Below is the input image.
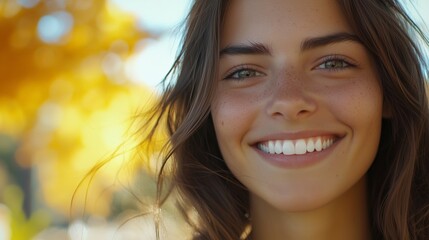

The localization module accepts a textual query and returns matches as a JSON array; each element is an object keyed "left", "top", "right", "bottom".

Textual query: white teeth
[
  {"left": 268, "top": 141, "right": 275, "bottom": 154},
  {"left": 306, "top": 138, "right": 315, "bottom": 152},
  {"left": 282, "top": 141, "right": 294, "bottom": 155},
  {"left": 258, "top": 137, "right": 335, "bottom": 155},
  {"left": 275, "top": 140, "right": 282, "bottom": 154},
  {"left": 295, "top": 140, "right": 306, "bottom": 155},
  {"left": 315, "top": 138, "right": 322, "bottom": 151}
]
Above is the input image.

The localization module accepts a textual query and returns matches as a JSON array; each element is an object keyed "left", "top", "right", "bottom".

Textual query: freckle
[{"left": 221, "top": 121, "right": 224, "bottom": 126}]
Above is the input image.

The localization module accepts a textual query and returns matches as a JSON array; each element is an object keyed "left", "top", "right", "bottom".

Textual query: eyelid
[
  {"left": 223, "top": 64, "right": 266, "bottom": 80},
  {"left": 313, "top": 54, "right": 358, "bottom": 70}
]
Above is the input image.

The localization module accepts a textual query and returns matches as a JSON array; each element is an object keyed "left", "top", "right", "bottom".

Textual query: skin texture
[{"left": 211, "top": 0, "right": 385, "bottom": 239}]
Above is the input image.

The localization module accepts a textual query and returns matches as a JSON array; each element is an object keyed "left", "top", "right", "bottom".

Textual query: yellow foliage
[{"left": 0, "top": 0, "right": 163, "bottom": 222}]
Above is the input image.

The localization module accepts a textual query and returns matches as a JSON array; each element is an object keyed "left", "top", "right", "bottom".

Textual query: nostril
[
  {"left": 266, "top": 97, "right": 317, "bottom": 120},
  {"left": 297, "top": 109, "right": 311, "bottom": 116}
]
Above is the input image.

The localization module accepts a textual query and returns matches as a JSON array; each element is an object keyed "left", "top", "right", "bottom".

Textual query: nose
[{"left": 266, "top": 73, "right": 317, "bottom": 120}]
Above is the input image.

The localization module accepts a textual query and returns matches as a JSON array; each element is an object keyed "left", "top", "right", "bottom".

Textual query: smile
[{"left": 257, "top": 136, "right": 336, "bottom": 155}]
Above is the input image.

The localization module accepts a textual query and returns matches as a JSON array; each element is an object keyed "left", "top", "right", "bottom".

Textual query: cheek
[
  {"left": 328, "top": 77, "right": 383, "bottom": 169},
  {"left": 212, "top": 91, "right": 257, "bottom": 133},
  {"left": 211, "top": 89, "right": 261, "bottom": 163},
  {"left": 327, "top": 77, "right": 383, "bottom": 126}
]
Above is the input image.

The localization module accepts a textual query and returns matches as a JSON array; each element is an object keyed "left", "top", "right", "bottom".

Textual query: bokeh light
[
  {"left": 18, "top": 0, "right": 39, "bottom": 9},
  {"left": 0, "top": 0, "right": 181, "bottom": 239},
  {"left": 37, "top": 11, "right": 74, "bottom": 43}
]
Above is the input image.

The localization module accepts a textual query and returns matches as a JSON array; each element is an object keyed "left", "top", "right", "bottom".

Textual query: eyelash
[
  {"left": 224, "top": 65, "right": 265, "bottom": 80},
  {"left": 315, "top": 55, "right": 356, "bottom": 71}
]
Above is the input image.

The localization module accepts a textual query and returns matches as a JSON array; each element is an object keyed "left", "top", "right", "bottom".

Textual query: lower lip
[{"left": 254, "top": 140, "right": 340, "bottom": 169}]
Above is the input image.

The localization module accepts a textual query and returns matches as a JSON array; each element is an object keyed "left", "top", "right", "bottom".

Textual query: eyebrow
[
  {"left": 300, "top": 32, "right": 361, "bottom": 51},
  {"left": 219, "top": 32, "right": 361, "bottom": 57},
  {"left": 219, "top": 42, "right": 272, "bottom": 57}
]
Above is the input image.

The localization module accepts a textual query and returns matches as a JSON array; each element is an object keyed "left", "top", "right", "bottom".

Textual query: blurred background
[
  {"left": 0, "top": 0, "right": 427, "bottom": 239},
  {"left": 0, "top": 0, "right": 190, "bottom": 239}
]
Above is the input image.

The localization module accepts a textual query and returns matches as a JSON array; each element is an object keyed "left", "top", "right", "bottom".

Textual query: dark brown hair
[
  {"left": 145, "top": 0, "right": 429, "bottom": 239},
  {"left": 339, "top": 1, "right": 429, "bottom": 239}
]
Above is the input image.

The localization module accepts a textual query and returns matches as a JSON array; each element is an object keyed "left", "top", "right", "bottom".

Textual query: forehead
[{"left": 221, "top": 0, "right": 353, "bottom": 46}]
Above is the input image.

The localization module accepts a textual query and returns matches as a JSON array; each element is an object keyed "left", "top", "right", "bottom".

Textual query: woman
[{"left": 146, "top": 0, "right": 429, "bottom": 239}]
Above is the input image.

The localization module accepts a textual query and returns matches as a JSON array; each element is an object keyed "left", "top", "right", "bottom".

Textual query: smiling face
[{"left": 211, "top": 0, "right": 384, "bottom": 212}]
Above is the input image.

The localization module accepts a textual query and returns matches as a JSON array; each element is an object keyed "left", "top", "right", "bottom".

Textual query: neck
[{"left": 250, "top": 178, "right": 371, "bottom": 240}]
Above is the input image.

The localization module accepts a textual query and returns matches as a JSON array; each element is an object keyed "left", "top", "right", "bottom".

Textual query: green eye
[
  {"left": 226, "top": 69, "right": 265, "bottom": 80},
  {"left": 316, "top": 55, "right": 356, "bottom": 71},
  {"left": 319, "top": 59, "right": 349, "bottom": 69}
]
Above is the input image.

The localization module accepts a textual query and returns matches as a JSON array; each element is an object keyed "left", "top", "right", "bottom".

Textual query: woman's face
[{"left": 211, "top": 0, "right": 384, "bottom": 211}]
